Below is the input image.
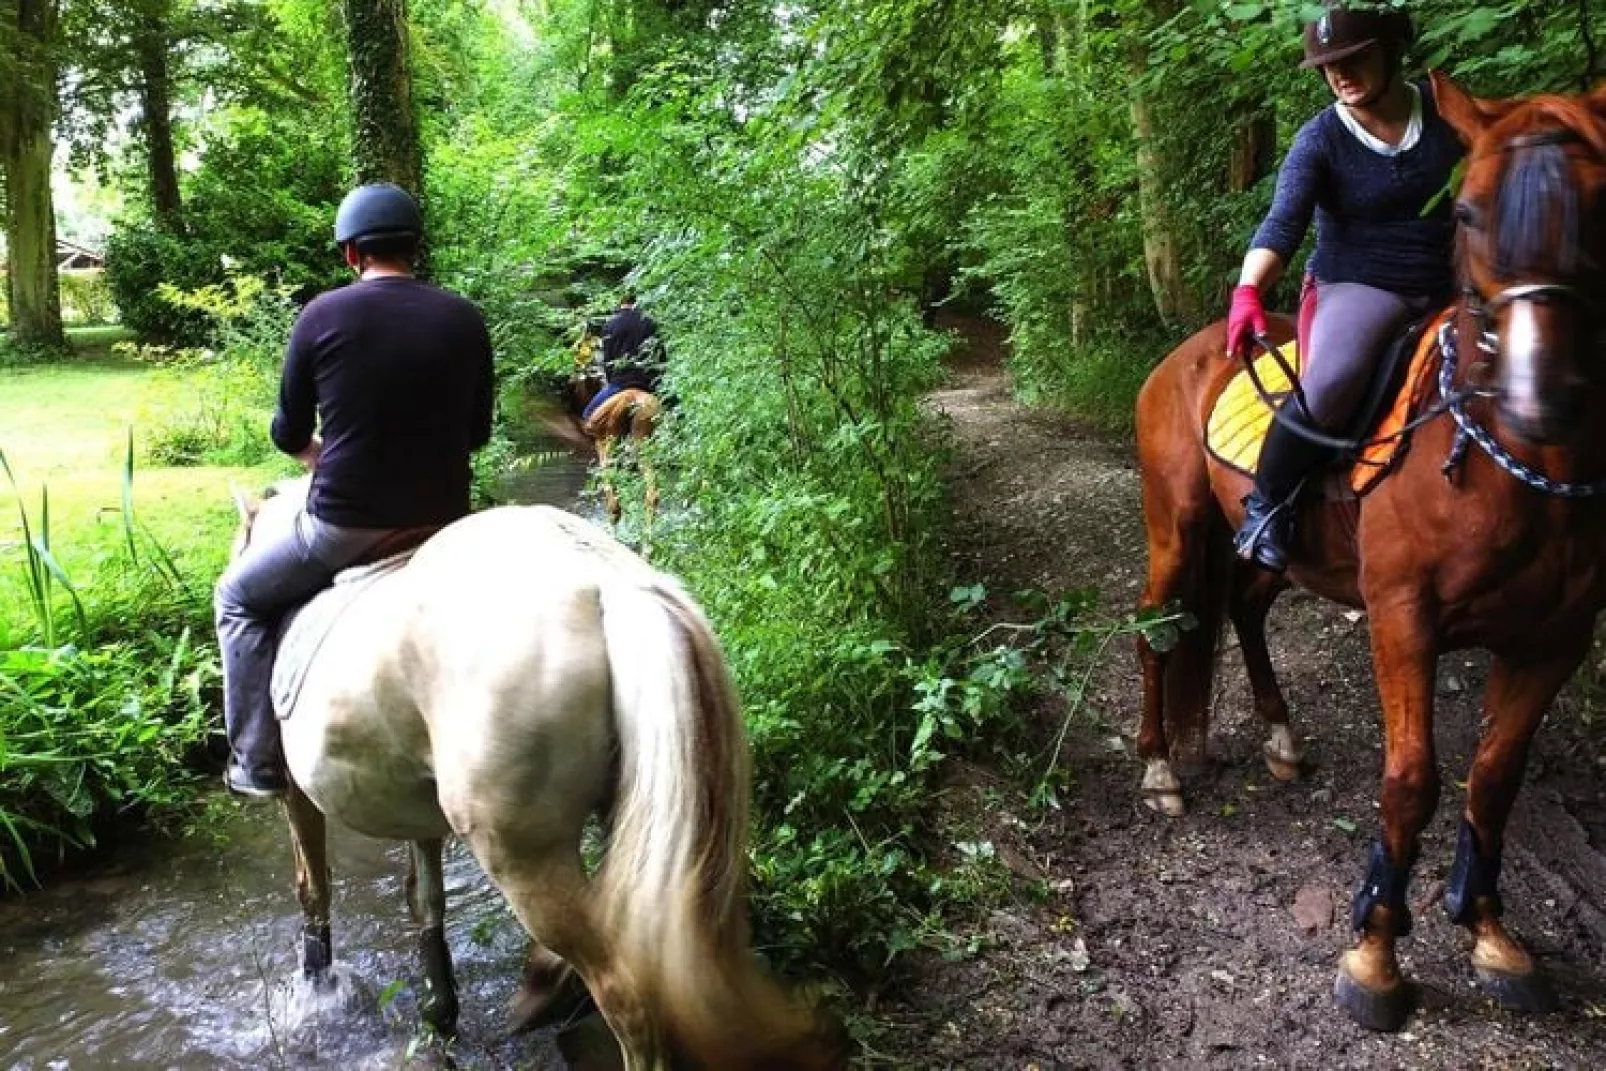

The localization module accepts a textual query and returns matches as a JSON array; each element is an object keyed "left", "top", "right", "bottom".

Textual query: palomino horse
[
  {"left": 236, "top": 481, "right": 842, "bottom": 1070},
  {"left": 569, "top": 323, "right": 662, "bottom": 523},
  {"left": 1135, "top": 72, "right": 1606, "bottom": 1032}
]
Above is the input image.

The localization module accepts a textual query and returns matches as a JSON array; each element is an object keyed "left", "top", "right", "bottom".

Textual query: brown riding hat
[{"left": 1300, "top": 5, "right": 1414, "bottom": 69}]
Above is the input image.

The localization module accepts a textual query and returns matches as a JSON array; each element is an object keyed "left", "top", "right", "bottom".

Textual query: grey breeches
[
  {"left": 1302, "top": 281, "right": 1434, "bottom": 431},
  {"left": 215, "top": 510, "right": 392, "bottom": 770}
]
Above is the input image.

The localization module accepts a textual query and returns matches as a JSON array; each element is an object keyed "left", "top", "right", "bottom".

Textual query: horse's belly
[{"left": 287, "top": 738, "right": 449, "bottom": 847}]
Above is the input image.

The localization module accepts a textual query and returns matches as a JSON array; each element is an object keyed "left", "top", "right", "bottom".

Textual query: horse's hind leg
[
  {"left": 406, "top": 839, "right": 459, "bottom": 1036},
  {"left": 597, "top": 436, "right": 623, "bottom": 523},
  {"left": 1136, "top": 440, "right": 1227, "bottom": 816},
  {"left": 1227, "top": 571, "right": 1303, "bottom": 781},
  {"left": 1449, "top": 638, "right": 1588, "bottom": 1013},
  {"left": 510, "top": 939, "right": 592, "bottom": 1034},
  {"left": 483, "top": 851, "right": 665, "bottom": 1071},
  {"left": 284, "top": 785, "right": 333, "bottom": 980}
]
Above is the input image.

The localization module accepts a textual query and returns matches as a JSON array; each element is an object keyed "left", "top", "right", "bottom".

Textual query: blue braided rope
[{"left": 1437, "top": 320, "right": 1606, "bottom": 498}]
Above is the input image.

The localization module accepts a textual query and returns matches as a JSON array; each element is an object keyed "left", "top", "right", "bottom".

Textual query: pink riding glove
[{"left": 1225, "top": 284, "right": 1269, "bottom": 360}]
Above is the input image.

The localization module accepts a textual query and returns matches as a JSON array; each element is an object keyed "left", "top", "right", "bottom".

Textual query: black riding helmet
[
  {"left": 334, "top": 183, "right": 423, "bottom": 246},
  {"left": 1300, "top": 3, "right": 1414, "bottom": 70}
]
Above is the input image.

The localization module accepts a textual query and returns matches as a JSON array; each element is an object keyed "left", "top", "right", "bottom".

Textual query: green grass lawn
[{"left": 0, "top": 357, "right": 287, "bottom": 636}]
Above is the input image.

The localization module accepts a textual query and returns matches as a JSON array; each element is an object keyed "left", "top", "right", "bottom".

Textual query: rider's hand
[
  {"left": 1225, "top": 284, "right": 1269, "bottom": 361},
  {"left": 293, "top": 436, "right": 323, "bottom": 471}
]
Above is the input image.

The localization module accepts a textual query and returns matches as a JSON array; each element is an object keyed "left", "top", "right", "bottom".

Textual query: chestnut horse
[
  {"left": 1135, "top": 72, "right": 1606, "bottom": 1032},
  {"left": 237, "top": 480, "right": 842, "bottom": 1070},
  {"left": 568, "top": 323, "right": 662, "bottom": 523}
]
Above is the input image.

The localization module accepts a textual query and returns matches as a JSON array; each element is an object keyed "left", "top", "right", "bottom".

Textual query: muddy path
[{"left": 881, "top": 316, "right": 1606, "bottom": 1068}]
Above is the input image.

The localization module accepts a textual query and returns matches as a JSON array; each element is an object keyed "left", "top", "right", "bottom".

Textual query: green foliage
[
  {"left": 58, "top": 271, "right": 116, "bottom": 326},
  {"left": 103, "top": 227, "right": 214, "bottom": 341},
  {"left": 0, "top": 439, "right": 214, "bottom": 889},
  {"left": 118, "top": 276, "right": 290, "bottom": 467}
]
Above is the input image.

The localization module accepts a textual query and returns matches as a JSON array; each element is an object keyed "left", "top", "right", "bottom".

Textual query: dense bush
[
  {"left": 0, "top": 447, "right": 216, "bottom": 889},
  {"left": 121, "top": 277, "right": 291, "bottom": 467},
  {"left": 104, "top": 112, "right": 346, "bottom": 345},
  {"left": 104, "top": 228, "right": 215, "bottom": 342},
  {"left": 58, "top": 270, "right": 115, "bottom": 326}
]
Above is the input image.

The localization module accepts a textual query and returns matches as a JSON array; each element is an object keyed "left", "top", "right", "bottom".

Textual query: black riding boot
[{"left": 1234, "top": 409, "right": 1336, "bottom": 573}]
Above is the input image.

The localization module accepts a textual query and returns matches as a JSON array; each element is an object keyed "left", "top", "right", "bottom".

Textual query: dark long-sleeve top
[
  {"left": 600, "top": 305, "right": 662, "bottom": 391},
  {"left": 270, "top": 276, "right": 495, "bottom": 528},
  {"left": 1250, "top": 80, "right": 1465, "bottom": 299}
]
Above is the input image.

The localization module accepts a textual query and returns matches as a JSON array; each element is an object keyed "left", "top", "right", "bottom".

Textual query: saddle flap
[{"left": 270, "top": 550, "right": 414, "bottom": 720}]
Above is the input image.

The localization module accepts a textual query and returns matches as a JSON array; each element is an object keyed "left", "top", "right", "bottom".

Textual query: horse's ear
[
  {"left": 1431, "top": 69, "right": 1516, "bottom": 146},
  {"left": 230, "top": 484, "right": 260, "bottom": 526}
]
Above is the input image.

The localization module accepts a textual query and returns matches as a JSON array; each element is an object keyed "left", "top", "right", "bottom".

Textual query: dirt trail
[{"left": 883, "top": 315, "right": 1606, "bottom": 1068}]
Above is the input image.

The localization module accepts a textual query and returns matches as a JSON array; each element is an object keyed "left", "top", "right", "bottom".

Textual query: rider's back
[{"left": 272, "top": 277, "right": 494, "bottom": 528}]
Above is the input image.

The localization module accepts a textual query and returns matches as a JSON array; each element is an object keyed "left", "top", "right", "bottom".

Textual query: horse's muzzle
[{"left": 1496, "top": 300, "right": 1586, "bottom": 444}]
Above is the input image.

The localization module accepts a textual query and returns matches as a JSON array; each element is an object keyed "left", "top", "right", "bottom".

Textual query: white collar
[{"left": 1336, "top": 82, "right": 1422, "bottom": 157}]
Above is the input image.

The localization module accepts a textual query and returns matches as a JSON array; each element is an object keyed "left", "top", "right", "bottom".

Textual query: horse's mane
[{"left": 1479, "top": 96, "right": 1606, "bottom": 281}]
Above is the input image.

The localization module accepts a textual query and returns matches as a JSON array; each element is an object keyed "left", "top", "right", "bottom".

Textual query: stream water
[{"left": 0, "top": 423, "right": 617, "bottom": 1070}]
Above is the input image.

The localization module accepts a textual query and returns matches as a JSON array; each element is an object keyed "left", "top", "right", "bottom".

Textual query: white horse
[{"left": 236, "top": 481, "right": 843, "bottom": 1071}]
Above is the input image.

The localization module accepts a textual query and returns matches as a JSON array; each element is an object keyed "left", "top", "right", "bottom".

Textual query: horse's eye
[{"left": 1454, "top": 201, "right": 1483, "bottom": 230}]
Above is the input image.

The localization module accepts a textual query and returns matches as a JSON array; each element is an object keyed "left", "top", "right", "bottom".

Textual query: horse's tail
[{"left": 594, "top": 580, "right": 833, "bottom": 1069}]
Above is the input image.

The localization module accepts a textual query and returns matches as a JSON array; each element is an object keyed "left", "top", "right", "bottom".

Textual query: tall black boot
[{"left": 1234, "top": 408, "right": 1337, "bottom": 573}]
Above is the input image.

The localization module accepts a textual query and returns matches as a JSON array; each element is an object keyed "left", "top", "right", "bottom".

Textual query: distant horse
[
  {"left": 1135, "top": 72, "right": 1606, "bottom": 1032},
  {"left": 567, "top": 323, "right": 662, "bottom": 524},
  {"left": 236, "top": 481, "right": 843, "bottom": 1070}
]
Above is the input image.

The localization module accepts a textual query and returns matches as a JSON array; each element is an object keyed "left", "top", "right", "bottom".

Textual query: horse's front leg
[
  {"left": 1337, "top": 607, "right": 1441, "bottom": 1032},
  {"left": 406, "top": 838, "right": 459, "bottom": 1036},
  {"left": 284, "top": 785, "right": 333, "bottom": 981},
  {"left": 597, "top": 436, "right": 622, "bottom": 523},
  {"left": 1449, "top": 636, "right": 1588, "bottom": 1013}
]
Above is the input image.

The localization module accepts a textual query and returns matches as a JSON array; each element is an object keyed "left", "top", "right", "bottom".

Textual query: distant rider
[
  {"left": 1226, "top": 4, "right": 1463, "bottom": 573},
  {"left": 582, "top": 291, "right": 662, "bottom": 421},
  {"left": 214, "top": 183, "right": 495, "bottom": 797}
]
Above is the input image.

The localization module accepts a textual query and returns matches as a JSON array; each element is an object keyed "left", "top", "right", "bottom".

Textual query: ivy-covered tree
[
  {"left": 342, "top": 0, "right": 421, "bottom": 192},
  {"left": 2, "top": 0, "right": 65, "bottom": 348}
]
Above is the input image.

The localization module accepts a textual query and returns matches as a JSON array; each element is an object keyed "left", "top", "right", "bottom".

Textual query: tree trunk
[
  {"left": 1130, "top": 90, "right": 1197, "bottom": 328},
  {"left": 1228, "top": 110, "right": 1275, "bottom": 194},
  {"left": 138, "top": 7, "right": 184, "bottom": 233},
  {"left": 341, "top": 0, "right": 422, "bottom": 194},
  {"left": 2, "top": 0, "right": 64, "bottom": 349}
]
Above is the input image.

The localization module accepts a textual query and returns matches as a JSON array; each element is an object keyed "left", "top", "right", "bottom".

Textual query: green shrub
[
  {"left": 116, "top": 277, "right": 290, "bottom": 467},
  {"left": 0, "top": 444, "right": 215, "bottom": 888},
  {"left": 58, "top": 270, "right": 116, "bottom": 326},
  {"left": 104, "top": 228, "right": 216, "bottom": 342}
]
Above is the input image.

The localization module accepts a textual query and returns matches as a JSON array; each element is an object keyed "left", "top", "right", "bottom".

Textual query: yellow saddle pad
[
  {"left": 1203, "top": 313, "right": 1449, "bottom": 497},
  {"left": 1205, "top": 341, "right": 1302, "bottom": 479}
]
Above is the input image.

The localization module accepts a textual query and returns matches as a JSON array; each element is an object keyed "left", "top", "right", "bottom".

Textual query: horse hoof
[
  {"left": 1143, "top": 790, "right": 1186, "bottom": 818},
  {"left": 1264, "top": 754, "right": 1301, "bottom": 783},
  {"left": 1476, "top": 965, "right": 1558, "bottom": 1013},
  {"left": 1334, "top": 967, "right": 1413, "bottom": 1033},
  {"left": 509, "top": 973, "right": 594, "bottom": 1035}
]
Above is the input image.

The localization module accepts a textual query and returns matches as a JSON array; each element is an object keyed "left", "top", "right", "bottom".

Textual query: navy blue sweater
[
  {"left": 1251, "top": 81, "right": 1465, "bottom": 298},
  {"left": 271, "top": 276, "right": 494, "bottom": 528}
]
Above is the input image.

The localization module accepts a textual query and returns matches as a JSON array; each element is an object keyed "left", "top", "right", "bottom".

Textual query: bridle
[{"left": 1442, "top": 126, "right": 1606, "bottom": 495}]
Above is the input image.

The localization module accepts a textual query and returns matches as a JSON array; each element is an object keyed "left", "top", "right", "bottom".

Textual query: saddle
[
  {"left": 270, "top": 525, "right": 441, "bottom": 720},
  {"left": 583, "top": 388, "right": 659, "bottom": 440},
  {"left": 1205, "top": 309, "right": 1450, "bottom": 496}
]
